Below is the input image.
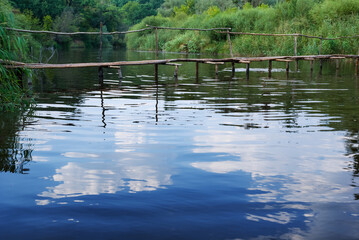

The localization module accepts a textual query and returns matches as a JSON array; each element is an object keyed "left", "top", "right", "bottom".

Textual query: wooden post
[
  {"left": 320, "top": 59, "right": 323, "bottom": 75},
  {"left": 196, "top": 62, "right": 199, "bottom": 81},
  {"left": 155, "top": 27, "right": 158, "bottom": 53},
  {"left": 98, "top": 67, "right": 104, "bottom": 85},
  {"left": 286, "top": 62, "right": 290, "bottom": 76},
  {"left": 319, "top": 37, "right": 322, "bottom": 55},
  {"left": 99, "top": 22, "right": 103, "bottom": 59},
  {"left": 232, "top": 61, "right": 235, "bottom": 77},
  {"left": 99, "top": 22, "right": 103, "bottom": 49},
  {"left": 268, "top": 60, "right": 272, "bottom": 78},
  {"left": 174, "top": 65, "right": 179, "bottom": 79},
  {"left": 118, "top": 66, "right": 123, "bottom": 79},
  {"left": 356, "top": 58, "right": 359, "bottom": 76},
  {"left": 227, "top": 29, "right": 233, "bottom": 57},
  {"left": 336, "top": 59, "right": 340, "bottom": 70},
  {"left": 27, "top": 71, "right": 33, "bottom": 91},
  {"left": 310, "top": 60, "right": 314, "bottom": 72},
  {"left": 154, "top": 64, "right": 158, "bottom": 81},
  {"left": 215, "top": 64, "right": 219, "bottom": 77},
  {"left": 294, "top": 36, "right": 298, "bottom": 71},
  {"left": 246, "top": 63, "right": 250, "bottom": 80}
]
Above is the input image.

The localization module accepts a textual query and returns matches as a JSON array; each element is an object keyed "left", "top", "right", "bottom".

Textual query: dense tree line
[
  {"left": 7, "top": 0, "right": 279, "bottom": 48},
  {"left": 9, "top": 0, "right": 165, "bottom": 47}
]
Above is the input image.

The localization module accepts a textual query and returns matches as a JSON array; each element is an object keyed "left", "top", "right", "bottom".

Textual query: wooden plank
[
  {"left": 275, "top": 59, "right": 294, "bottom": 62},
  {"left": 239, "top": 60, "right": 251, "bottom": 64},
  {"left": 205, "top": 61, "right": 225, "bottom": 65},
  {"left": 165, "top": 63, "right": 182, "bottom": 66}
]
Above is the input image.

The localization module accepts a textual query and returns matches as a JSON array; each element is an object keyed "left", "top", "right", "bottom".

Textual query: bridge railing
[{"left": 5, "top": 24, "right": 359, "bottom": 57}]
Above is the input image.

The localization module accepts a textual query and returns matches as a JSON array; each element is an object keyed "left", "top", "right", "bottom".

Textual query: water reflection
[
  {"left": 0, "top": 112, "right": 33, "bottom": 174},
  {"left": 191, "top": 123, "right": 354, "bottom": 202},
  {"left": 37, "top": 154, "right": 172, "bottom": 204},
  {"left": 2, "top": 49, "right": 359, "bottom": 239}
]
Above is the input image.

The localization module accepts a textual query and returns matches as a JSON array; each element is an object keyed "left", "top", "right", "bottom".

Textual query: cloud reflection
[
  {"left": 37, "top": 155, "right": 172, "bottom": 204},
  {"left": 191, "top": 125, "right": 354, "bottom": 203}
]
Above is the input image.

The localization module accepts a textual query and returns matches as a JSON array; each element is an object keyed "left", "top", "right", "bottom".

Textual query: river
[{"left": 0, "top": 48, "right": 359, "bottom": 239}]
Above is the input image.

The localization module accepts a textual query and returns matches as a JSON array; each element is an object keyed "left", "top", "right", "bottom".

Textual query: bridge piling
[
  {"left": 268, "top": 60, "right": 272, "bottom": 78},
  {"left": 98, "top": 67, "right": 104, "bottom": 85}
]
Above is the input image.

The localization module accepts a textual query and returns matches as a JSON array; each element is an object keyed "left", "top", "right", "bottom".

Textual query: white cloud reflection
[
  {"left": 37, "top": 122, "right": 172, "bottom": 205},
  {"left": 191, "top": 124, "right": 353, "bottom": 203},
  {"left": 38, "top": 158, "right": 172, "bottom": 204}
]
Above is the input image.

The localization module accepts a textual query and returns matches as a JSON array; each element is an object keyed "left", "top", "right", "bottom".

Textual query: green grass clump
[{"left": 0, "top": 0, "right": 34, "bottom": 112}]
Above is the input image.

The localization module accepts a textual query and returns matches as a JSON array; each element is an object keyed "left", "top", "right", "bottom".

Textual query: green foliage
[
  {"left": 42, "top": 15, "right": 53, "bottom": 31},
  {"left": 0, "top": 0, "right": 33, "bottom": 111},
  {"left": 310, "top": 0, "right": 359, "bottom": 23},
  {"left": 127, "top": 0, "right": 359, "bottom": 56}
]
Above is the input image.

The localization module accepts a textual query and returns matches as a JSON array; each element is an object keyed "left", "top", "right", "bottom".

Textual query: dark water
[{"left": 1, "top": 49, "right": 359, "bottom": 240}]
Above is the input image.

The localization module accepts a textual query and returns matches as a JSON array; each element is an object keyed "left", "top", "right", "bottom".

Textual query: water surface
[{"left": 1, "top": 49, "right": 359, "bottom": 239}]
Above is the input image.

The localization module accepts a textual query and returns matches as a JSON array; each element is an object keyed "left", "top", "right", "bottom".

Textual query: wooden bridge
[
  {"left": 2, "top": 25, "right": 359, "bottom": 86},
  {"left": 3, "top": 54, "right": 358, "bottom": 88}
]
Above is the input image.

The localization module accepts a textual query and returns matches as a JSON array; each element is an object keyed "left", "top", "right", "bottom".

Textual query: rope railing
[
  {"left": 4, "top": 27, "right": 152, "bottom": 35},
  {"left": 4, "top": 25, "right": 359, "bottom": 57},
  {"left": 145, "top": 25, "right": 231, "bottom": 31}
]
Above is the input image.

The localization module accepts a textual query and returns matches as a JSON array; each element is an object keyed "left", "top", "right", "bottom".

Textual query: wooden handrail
[
  {"left": 4, "top": 27, "right": 152, "bottom": 35},
  {"left": 5, "top": 25, "right": 358, "bottom": 41},
  {"left": 146, "top": 25, "right": 231, "bottom": 31}
]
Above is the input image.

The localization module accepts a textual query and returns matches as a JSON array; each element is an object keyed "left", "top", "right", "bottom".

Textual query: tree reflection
[{"left": 0, "top": 111, "right": 32, "bottom": 174}]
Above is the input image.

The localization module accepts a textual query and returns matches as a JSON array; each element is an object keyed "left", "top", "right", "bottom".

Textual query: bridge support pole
[
  {"left": 174, "top": 65, "right": 179, "bottom": 79},
  {"left": 246, "top": 63, "right": 250, "bottom": 80},
  {"left": 319, "top": 59, "right": 323, "bottom": 75},
  {"left": 336, "top": 59, "right": 340, "bottom": 70},
  {"left": 286, "top": 62, "right": 290, "bottom": 73},
  {"left": 154, "top": 64, "right": 159, "bottom": 81},
  {"left": 356, "top": 58, "right": 359, "bottom": 76},
  {"left": 196, "top": 62, "right": 199, "bottom": 82},
  {"left": 118, "top": 66, "right": 123, "bottom": 79},
  {"left": 268, "top": 60, "right": 272, "bottom": 78},
  {"left": 98, "top": 67, "right": 104, "bottom": 85},
  {"left": 310, "top": 60, "right": 314, "bottom": 73},
  {"left": 232, "top": 61, "right": 235, "bottom": 77}
]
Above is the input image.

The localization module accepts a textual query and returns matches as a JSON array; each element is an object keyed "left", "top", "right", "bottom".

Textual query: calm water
[{"left": 1, "top": 49, "right": 359, "bottom": 239}]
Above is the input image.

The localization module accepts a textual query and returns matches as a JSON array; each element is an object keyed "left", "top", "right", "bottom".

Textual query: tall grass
[
  {"left": 126, "top": 0, "right": 359, "bottom": 56},
  {"left": 0, "top": 0, "right": 33, "bottom": 112}
]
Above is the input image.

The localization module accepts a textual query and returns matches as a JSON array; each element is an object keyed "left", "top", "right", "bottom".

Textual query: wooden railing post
[
  {"left": 227, "top": 29, "right": 233, "bottom": 57},
  {"left": 294, "top": 35, "right": 299, "bottom": 71},
  {"left": 155, "top": 27, "right": 158, "bottom": 53},
  {"left": 100, "top": 22, "right": 103, "bottom": 48},
  {"left": 99, "top": 22, "right": 103, "bottom": 62}
]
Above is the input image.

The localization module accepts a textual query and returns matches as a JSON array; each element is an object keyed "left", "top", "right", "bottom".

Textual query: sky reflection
[
  {"left": 37, "top": 155, "right": 172, "bottom": 204},
  {"left": 191, "top": 119, "right": 355, "bottom": 203}
]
